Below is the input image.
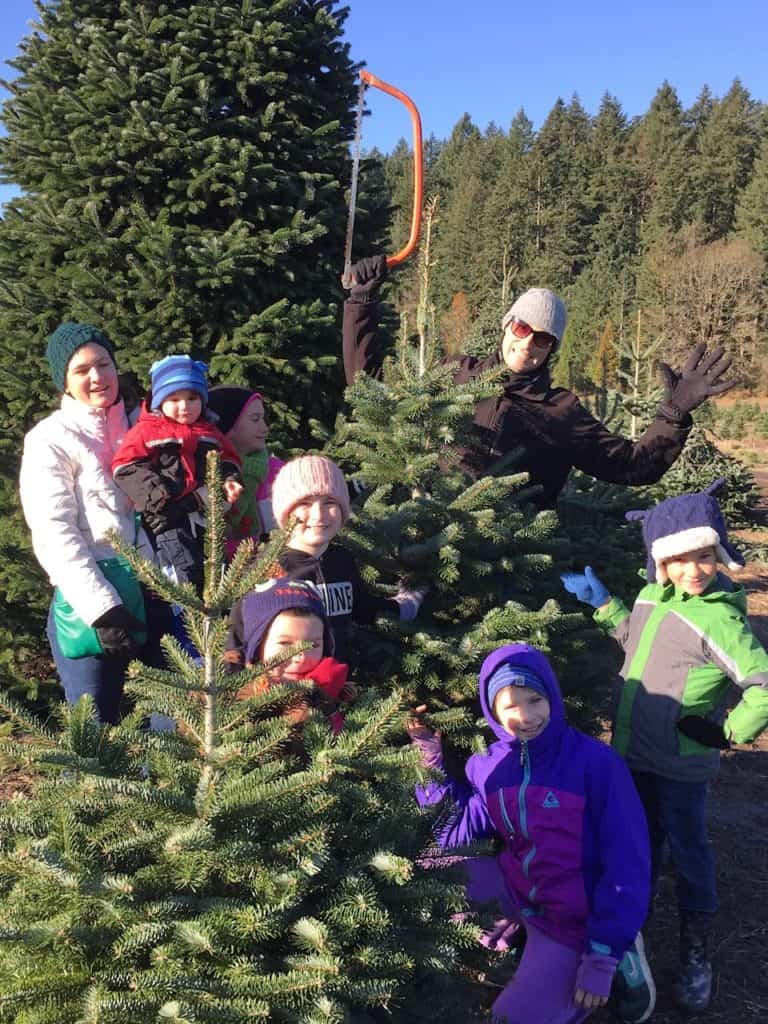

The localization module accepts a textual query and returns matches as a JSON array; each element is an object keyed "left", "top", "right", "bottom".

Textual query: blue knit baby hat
[{"left": 150, "top": 355, "right": 209, "bottom": 410}]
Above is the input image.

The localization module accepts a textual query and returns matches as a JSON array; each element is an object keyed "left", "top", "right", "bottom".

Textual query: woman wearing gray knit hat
[
  {"left": 342, "top": 258, "right": 735, "bottom": 508},
  {"left": 19, "top": 322, "right": 171, "bottom": 724}
]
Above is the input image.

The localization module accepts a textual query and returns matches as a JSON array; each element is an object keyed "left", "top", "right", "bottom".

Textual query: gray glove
[
  {"left": 658, "top": 344, "right": 736, "bottom": 422},
  {"left": 346, "top": 255, "right": 388, "bottom": 304},
  {"left": 394, "top": 584, "right": 428, "bottom": 622}
]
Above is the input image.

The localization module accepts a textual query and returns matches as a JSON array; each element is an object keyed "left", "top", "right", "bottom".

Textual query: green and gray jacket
[{"left": 595, "top": 573, "right": 768, "bottom": 782}]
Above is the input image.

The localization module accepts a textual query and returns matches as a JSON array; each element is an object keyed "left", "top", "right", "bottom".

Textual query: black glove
[
  {"left": 346, "top": 255, "right": 388, "bottom": 303},
  {"left": 658, "top": 344, "right": 736, "bottom": 422},
  {"left": 92, "top": 605, "right": 144, "bottom": 659},
  {"left": 677, "top": 715, "right": 730, "bottom": 750},
  {"left": 144, "top": 483, "right": 171, "bottom": 514}
]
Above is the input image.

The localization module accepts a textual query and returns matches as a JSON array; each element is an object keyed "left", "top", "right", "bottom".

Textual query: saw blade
[{"left": 341, "top": 76, "right": 367, "bottom": 289}]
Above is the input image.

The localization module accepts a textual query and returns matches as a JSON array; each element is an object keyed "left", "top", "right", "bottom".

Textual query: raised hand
[
  {"left": 560, "top": 566, "right": 611, "bottom": 609},
  {"left": 658, "top": 343, "right": 736, "bottom": 420},
  {"left": 345, "top": 254, "right": 388, "bottom": 303}
]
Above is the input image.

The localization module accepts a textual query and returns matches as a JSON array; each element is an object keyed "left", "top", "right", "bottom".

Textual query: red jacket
[{"left": 112, "top": 403, "right": 241, "bottom": 531}]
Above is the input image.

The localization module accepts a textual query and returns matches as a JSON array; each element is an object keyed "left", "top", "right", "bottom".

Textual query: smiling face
[
  {"left": 226, "top": 397, "right": 268, "bottom": 455},
  {"left": 160, "top": 388, "right": 203, "bottom": 426},
  {"left": 261, "top": 610, "right": 325, "bottom": 681},
  {"left": 288, "top": 495, "right": 343, "bottom": 555},
  {"left": 493, "top": 684, "right": 551, "bottom": 741},
  {"left": 501, "top": 323, "right": 556, "bottom": 374},
  {"left": 64, "top": 343, "right": 119, "bottom": 408},
  {"left": 662, "top": 546, "right": 718, "bottom": 595}
]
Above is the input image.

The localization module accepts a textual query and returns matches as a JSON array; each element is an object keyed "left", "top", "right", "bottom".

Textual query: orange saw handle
[{"left": 361, "top": 70, "right": 423, "bottom": 268}]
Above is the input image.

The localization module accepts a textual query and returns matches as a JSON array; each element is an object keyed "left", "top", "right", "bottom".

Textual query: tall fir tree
[
  {"left": 526, "top": 95, "right": 595, "bottom": 291},
  {"left": 628, "top": 82, "right": 695, "bottom": 242},
  {"left": 0, "top": 0, "right": 382, "bottom": 441},
  {"left": 692, "top": 79, "right": 762, "bottom": 241},
  {"left": 587, "top": 94, "right": 640, "bottom": 271},
  {"left": 472, "top": 109, "right": 537, "bottom": 315},
  {"left": 736, "top": 134, "right": 768, "bottom": 261}
]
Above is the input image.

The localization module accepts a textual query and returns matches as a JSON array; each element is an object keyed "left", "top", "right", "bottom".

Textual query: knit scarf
[{"left": 228, "top": 449, "right": 270, "bottom": 539}]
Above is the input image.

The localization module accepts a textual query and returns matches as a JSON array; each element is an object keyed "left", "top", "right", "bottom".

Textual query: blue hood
[{"left": 478, "top": 643, "right": 566, "bottom": 746}]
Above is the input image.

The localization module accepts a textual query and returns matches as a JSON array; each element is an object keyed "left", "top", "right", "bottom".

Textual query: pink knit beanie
[{"left": 271, "top": 455, "right": 351, "bottom": 529}]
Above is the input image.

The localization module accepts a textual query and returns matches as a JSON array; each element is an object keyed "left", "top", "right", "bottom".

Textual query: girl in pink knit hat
[{"left": 226, "top": 454, "right": 425, "bottom": 668}]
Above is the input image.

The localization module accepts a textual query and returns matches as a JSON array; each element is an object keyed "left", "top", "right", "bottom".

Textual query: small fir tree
[
  {"left": 324, "top": 223, "right": 598, "bottom": 748},
  {"left": 0, "top": 454, "right": 483, "bottom": 1024}
]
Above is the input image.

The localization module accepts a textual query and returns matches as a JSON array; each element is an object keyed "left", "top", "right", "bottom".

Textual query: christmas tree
[
  {"left": 0, "top": 454, "right": 482, "bottom": 1023},
  {"left": 0, "top": 0, "right": 379, "bottom": 438},
  {"left": 324, "top": 217, "right": 598, "bottom": 748}
]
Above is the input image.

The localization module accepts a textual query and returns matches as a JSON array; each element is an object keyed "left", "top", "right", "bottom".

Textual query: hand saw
[{"left": 341, "top": 70, "right": 424, "bottom": 288}]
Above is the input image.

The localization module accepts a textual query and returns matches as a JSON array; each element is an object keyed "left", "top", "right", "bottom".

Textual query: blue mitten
[{"left": 560, "top": 566, "right": 611, "bottom": 609}]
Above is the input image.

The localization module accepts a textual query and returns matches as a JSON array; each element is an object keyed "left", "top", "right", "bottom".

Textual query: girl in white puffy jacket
[{"left": 19, "top": 322, "right": 170, "bottom": 723}]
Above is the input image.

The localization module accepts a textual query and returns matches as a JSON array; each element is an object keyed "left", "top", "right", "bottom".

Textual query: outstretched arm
[
  {"left": 406, "top": 708, "right": 495, "bottom": 847},
  {"left": 561, "top": 566, "right": 633, "bottom": 650},
  {"left": 566, "top": 343, "right": 735, "bottom": 487}
]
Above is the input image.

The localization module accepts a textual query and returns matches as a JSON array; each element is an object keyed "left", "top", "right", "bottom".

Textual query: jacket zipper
[{"left": 518, "top": 741, "right": 539, "bottom": 911}]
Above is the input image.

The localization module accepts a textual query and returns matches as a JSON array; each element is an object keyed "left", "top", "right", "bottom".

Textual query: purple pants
[{"left": 464, "top": 857, "right": 592, "bottom": 1024}]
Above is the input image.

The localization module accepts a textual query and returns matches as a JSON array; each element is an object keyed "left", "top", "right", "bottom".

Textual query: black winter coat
[{"left": 343, "top": 300, "right": 691, "bottom": 509}]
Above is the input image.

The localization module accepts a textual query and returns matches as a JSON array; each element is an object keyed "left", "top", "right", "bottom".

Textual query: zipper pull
[{"left": 520, "top": 740, "right": 527, "bottom": 766}]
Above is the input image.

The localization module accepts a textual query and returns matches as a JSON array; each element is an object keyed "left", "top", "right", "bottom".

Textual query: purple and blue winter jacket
[{"left": 416, "top": 643, "right": 650, "bottom": 961}]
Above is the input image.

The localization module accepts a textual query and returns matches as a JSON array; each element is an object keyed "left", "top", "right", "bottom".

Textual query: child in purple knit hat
[
  {"left": 406, "top": 643, "right": 651, "bottom": 1024},
  {"left": 562, "top": 480, "right": 768, "bottom": 1017}
]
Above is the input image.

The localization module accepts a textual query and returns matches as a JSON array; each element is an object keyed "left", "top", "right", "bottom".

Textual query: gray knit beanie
[
  {"left": 501, "top": 289, "right": 567, "bottom": 349},
  {"left": 46, "top": 322, "right": 116, "bottom": 391}
]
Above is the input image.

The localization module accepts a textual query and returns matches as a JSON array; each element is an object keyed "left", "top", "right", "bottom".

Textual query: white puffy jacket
[{"left": 19, "top": 395, "right": 154, "bottom": 626}]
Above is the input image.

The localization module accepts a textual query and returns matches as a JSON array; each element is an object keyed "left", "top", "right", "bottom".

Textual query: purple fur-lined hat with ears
[{"left": 625, "top": 479, "right": 744, "bottom": 584}]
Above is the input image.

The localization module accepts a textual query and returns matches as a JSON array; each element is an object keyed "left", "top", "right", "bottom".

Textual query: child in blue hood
[{"left": 407, "top": 643, "right": 651, "bottom": 1024}]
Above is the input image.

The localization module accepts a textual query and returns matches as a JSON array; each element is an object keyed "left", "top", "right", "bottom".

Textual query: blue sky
[{"left": 2, "top": 0, "right": 768, "bottom": 205}]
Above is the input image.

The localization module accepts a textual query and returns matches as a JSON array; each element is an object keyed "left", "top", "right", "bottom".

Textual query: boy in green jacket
[{"left": 562, "top": 480, "right": 768, "bottom": 1019}]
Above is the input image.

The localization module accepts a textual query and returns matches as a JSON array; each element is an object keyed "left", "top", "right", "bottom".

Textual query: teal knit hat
[{"left": 46, "top": 322, "right": 116, "bottom": 391}]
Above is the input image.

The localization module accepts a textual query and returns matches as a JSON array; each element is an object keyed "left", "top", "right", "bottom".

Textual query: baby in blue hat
[{"left": 112, "top": 355, "right": 243, "bottom": 591}]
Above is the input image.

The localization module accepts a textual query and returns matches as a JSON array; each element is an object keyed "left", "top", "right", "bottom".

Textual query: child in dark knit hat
[
  {"left": 561, "top": 480, "right": 768, "bottom": 1017},
  {"left": 206, "top": 385, "right": 284, "bottom": 555},
  {"left": 237, "top": 576, "right": 356, "bottom": 737},
  {"left": 226, "top": 454, "right": 425, "bottom": 668},
  {"left": 112, "top": 355, "right": 243, "bottom": 591},
  {"left": 406, "top": 643, "right": 650, "bottom": 1024}
]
